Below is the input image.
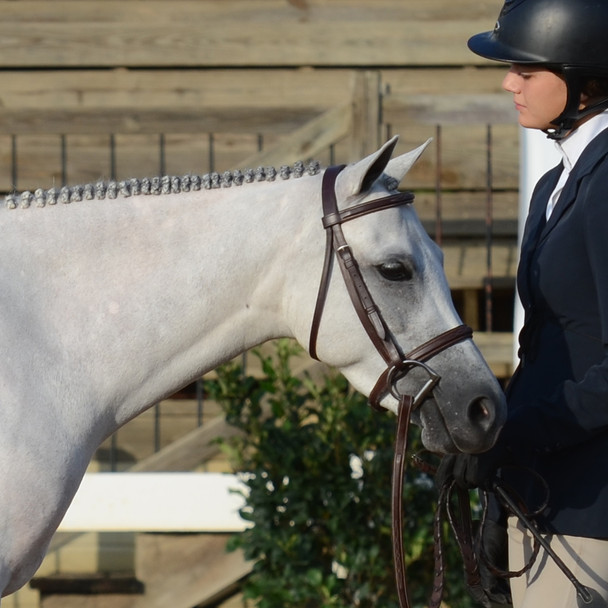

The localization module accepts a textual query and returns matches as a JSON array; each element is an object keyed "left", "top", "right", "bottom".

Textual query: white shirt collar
[
  {"left": 545, "top": 110, "right": 608, "bottom": 220},
  {"left": 555, "top": 109, "right": 608, "bottom": 171}
]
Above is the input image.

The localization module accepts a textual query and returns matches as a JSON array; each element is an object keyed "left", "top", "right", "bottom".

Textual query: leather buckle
[{"left": 388, "top": 359, "right": 441, "bottom": 409}]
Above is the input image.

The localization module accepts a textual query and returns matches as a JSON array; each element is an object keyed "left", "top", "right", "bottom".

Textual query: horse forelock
[{"left": 3, "top": 160, "right": 323, "bottom": 210}]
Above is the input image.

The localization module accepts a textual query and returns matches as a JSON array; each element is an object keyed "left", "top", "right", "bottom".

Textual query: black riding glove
[
  {"left": 436, "top": 403, "right": 543, "bottom": 491},
  {"left": 436, "top": 441, "right": 509, "bottom": 490}
]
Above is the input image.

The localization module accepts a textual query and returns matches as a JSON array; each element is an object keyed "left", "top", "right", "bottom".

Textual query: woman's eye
[{"left": 376, "top": 261, "right": 413, "bottom": 282}]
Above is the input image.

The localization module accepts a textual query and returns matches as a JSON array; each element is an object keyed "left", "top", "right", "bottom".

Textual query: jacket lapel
[
  {"left": 518, "top": 127, "right": 608, "bottom": 312},
  {"left": 539, "top": 127, "right": 608, "bottom": 243},
  {"left": 517, "top": 165, "right": 560, "bottom": 310}
]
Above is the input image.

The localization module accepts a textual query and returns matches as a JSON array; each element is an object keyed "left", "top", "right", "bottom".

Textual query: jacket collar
[
  {"left": 540, "top": 126, "right": 608, "bottom": 241},
  {"left": 518, "top": 127, "right": 608, "bottom": 310}
]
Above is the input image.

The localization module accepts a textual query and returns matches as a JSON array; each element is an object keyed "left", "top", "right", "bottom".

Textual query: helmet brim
[{"left": 467, "top": 31, "right": 547, "bottom": 64}]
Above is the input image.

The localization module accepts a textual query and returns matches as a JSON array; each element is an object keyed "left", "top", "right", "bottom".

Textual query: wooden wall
[
  {"left": 0, "top": 1, "right": 515, "bottom": 179},
  {"left": 0, "top": 1, "right": 504, "bottom": 68}
]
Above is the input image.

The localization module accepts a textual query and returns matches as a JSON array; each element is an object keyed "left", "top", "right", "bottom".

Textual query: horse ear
[
  {"left": 345, "top": 136, "right": 400, "bottom": 195},
  {"left": 384, "top": 138, "right": 432, "bottom": 186},
  {"left": 341, "top": 136, "right": 432, "bottom": 196}
]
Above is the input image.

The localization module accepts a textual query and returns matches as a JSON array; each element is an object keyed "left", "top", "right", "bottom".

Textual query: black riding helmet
[{"left": 468, "top": 0, "right": 608, "bottom": 139}]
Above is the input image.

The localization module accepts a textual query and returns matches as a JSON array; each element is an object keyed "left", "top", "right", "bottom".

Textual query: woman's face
[{"left": 502, "top": 64, "right": 568, "bottom": 131}]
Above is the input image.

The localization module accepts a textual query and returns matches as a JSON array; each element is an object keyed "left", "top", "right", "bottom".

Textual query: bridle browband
[{"left": 308, "top": 164, "right": 473, "bottom": 608}]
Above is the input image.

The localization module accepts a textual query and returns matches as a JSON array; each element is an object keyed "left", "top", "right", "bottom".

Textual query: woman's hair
[
  {"left": 583, "top": 77, "right": 608, "bottom": 102},
  {"left": 549, "top": 67, "right": 608, "bottom": 106}
]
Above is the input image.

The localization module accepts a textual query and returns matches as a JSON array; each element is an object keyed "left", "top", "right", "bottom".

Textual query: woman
[{"left": 442, "top": 0, "right": 608, "bottom": 606}]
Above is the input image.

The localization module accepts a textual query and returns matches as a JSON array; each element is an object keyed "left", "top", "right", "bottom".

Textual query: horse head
[{"left": 299, "top": 136, "right": 506, "bottom": 454}]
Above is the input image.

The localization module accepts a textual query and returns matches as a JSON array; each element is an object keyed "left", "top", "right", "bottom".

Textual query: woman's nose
[{"left": 502, "top": 68, "right": 519, "bottom": 93}]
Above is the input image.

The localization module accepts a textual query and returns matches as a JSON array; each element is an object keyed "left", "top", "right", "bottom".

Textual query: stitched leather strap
[
  {"left": 392, "top": 395, "right": 414, "bottom": 608},
  {"left": 369, "top": 325, "right": 472, "bottom": 411},
  {"left": 309, "top": 165, "right": 346, "bottom": 361},
  {"left": 309, "top": 165, "right": 414, "bottom": 363}
]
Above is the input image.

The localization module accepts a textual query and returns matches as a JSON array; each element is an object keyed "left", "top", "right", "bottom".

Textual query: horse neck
[{"left": 6, "top": 176, "right": 322, "bottom": 434}]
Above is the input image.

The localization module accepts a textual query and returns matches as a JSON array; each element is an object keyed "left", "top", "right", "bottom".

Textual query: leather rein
[{"left": 309, "top": 164, "right": 473, "bottom": 608}]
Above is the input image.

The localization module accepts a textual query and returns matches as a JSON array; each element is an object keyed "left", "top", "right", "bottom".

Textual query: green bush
[{"left": 206, "top": 339, "right": 475, "bottom": 608}]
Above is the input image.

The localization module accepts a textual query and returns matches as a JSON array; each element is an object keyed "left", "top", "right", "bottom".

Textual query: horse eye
[{"left": 377, "top": 260, "right": 413, "bottom": 282}]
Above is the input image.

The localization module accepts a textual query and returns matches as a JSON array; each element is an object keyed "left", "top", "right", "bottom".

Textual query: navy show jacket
[{"left": 505, "top": 127, "right": 608, "bottom": 538}]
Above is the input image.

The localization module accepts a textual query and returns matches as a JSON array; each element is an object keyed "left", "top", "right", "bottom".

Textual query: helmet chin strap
[
  {"left": 546, "top": 99, "right": 608, "bottom": 140},
  {"left": 546, "top": 67, "right": 608, "bottom": 140}
]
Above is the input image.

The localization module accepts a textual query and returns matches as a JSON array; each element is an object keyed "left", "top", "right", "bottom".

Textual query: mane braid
[{"left": 3, "top": 161, "right": 322, "bottom": 210}]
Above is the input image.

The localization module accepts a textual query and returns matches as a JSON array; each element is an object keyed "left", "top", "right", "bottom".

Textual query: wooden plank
[
  {"left": 93, "top": 400, "right": 227, "bottom": 469},
  {"left": 414, "top": 191, "right": 519, "bottom": 227},
  {"left": 0, "top": 69, "right": 355, "bottom": 135},
  {"left": 0, "top": 69, "right": 354, "bottom": 111},
  {"left": 40, "top": 535, "right": 252, "bottom": 608},
  {"left": 127, "top": 414, "right": 244, "bottom": 473},
  {"left": 0, "top": 107, "right": 324, "bottom": 136},
  {"left": 442, "top": 240, "right": 518, "bottom": 288},
  {"left": 474, "top": 331, "right": 514, "bottom": 378},
  {"left": 49, "top": 416, "right": 241, "bottom": 553},
  {"left": 31, "top": 574, "right": 143, "bottom": 596},
  {"left": 389, "top": 123, "right": 520, "bottom": 191},
  {"left": 0, "top": 0, "right": 500, "bottom": 23},
  {"left": 349, "top": 70, "right": 383, "bottom": 159},
  {"left": 384, "top": 93, "right": 516, "bottom": 125},
  {"left": 381, "top": 66, "right": 510, "bottom": 95},
  {"left": 41, "top": 593, "right": 139, "bottom": 608},
  {"left": 3, "top": 133, "right": 284, "bottom": 192},
  {"left": 0, "top": 67, "right": 521, "bottom": 190},
  {"left": 462, "top": 289, "right": 481, "bottom": 331},
  {"left": 381, "top": 68, "right": 521, "bottom": 189},
  {"left": 133, "top": 533, "right": 251, "bottom": 608},
  {"left": 238, "top": 102, "right": 353, "bottom": 168},
  {"left": 0, "top": 1, "right": 504, "bottom": 68}
]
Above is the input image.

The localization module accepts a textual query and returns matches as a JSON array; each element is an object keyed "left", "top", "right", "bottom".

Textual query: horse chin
[
  {"left": 375, "top": 395, "right": 465, "bottom": 454},
  {"left": 377, "top": 394, "right": 457, "bottom": 454},
  {"left": 415, "top": 402, "right": 460, "bottom": 455}
]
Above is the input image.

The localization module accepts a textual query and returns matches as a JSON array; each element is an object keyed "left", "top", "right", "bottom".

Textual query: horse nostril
[{"left": 468, "top": 396, "right": 494, "bottom": 431}]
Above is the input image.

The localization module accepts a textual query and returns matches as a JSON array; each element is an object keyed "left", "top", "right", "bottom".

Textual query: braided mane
[{"left": 4, "top": 161, "right": 323, "bottom": 210}]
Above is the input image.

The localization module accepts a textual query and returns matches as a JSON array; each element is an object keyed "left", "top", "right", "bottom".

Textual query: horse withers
[{"left": 0, "top": 136, "right": 506, "bottom": 599}]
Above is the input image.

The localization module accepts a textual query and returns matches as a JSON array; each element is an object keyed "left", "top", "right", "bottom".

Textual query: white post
[{"left": 514, "top": 127, "right": 561, "bottom": 368}]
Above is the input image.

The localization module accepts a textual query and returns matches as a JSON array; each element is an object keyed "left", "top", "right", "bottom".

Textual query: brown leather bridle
[{"left": 308, "top": 164, "right": 473, "bottom": 608}]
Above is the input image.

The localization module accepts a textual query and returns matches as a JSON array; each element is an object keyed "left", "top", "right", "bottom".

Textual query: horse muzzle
[{"left": 369, "top": 337, "right": 506, "bottom": 455}]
